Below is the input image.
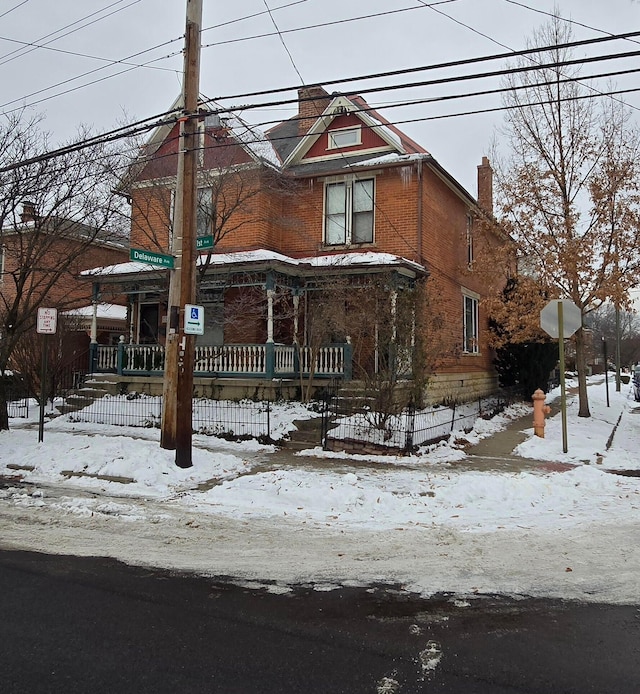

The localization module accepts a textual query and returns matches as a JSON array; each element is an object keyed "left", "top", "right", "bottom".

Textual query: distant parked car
[{"left": 633, "top": 367, "right": 640, "bottom": 402}]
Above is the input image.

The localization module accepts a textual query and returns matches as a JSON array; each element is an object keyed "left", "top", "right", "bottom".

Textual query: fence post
[
  {"left": 265, "top": 342, "right": 274, "bottom": 379},
  {"left": 89, "top": 343, "right": 98, "bottom": 374},
  {"left": 116, "top": 338, "right": 125, "bottom": 375},
  {"left": 321, "top": 384, "right": 331, "bottom": 450},
  {"left": 404, "top": 400, "right": 416, "bottom": 452},
  {"left": 266, "top": 399, "right": 271, "bottom": 440},
  {"left": 450, "top": 402, "right": 456, "bottom": 432},
  {"left": 343, "top": 342, "right": 352, "bottom": 381}
]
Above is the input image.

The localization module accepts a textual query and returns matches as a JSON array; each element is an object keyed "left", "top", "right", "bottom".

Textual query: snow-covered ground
[{"left": 1, "top": 376, "right": 639, "bottom": 604}]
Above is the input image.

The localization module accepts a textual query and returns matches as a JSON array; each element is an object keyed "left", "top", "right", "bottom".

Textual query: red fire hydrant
[{"left": 532, "top": 389, "right": 551, "bottom": 438}]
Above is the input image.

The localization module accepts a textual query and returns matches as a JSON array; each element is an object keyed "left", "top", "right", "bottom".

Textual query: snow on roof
[
  {"left": 63, "top": 303, "right": 127, "bottom": 320},
  {"left": 300, "top": 251, "right": 426, "bottom": 273},
  {"left": 226, "top": 114, "right": 281, "bottom": 168},
  {"left": 198, "top": 249, "right": 297, "bottom": 266},
  {"left": 82, "top": 261, "right": 155, "bottom": 277},
  {"left": 349, "top": 152, "right": 427, "bottom": 167},
  {"left": 84, "top": 249, "right": 426, "bottom": 278},
  {"left": 203, "top": 98, "right": 281, "bottom": 168}
]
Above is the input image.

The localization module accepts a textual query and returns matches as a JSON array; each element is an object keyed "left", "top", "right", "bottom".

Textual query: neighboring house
[
  {"left": 0, "top": 202, "right": 129, "bottom": 375},
  {"left": 89, "top": 86, "right": 500, "bottom": 403}
]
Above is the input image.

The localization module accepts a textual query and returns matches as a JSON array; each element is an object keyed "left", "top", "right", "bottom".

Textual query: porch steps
[
  {"left": 56, "top": 387, "right": 110, "bottom": 415},
  {"left": 84, "top": 374, "right": 121, "bottom": 396},
  {"left": 284, "top": 417, "right": 324, "bottom": 451}
]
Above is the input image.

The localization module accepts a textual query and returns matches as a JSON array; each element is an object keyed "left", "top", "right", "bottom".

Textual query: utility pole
[{"left": 160, "top": 0, "right": 202, "bottom": 468}]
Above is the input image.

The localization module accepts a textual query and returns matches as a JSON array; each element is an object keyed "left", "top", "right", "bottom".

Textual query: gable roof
[
  {"left": 266, "top": 91, "right": 428, "bottom": 172},
  {"left": 121, "top": 94, "right": 280, "bottom": 190}
]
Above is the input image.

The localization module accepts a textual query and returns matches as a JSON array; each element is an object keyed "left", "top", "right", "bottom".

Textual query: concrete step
[{"left": 56, "top": 388, "right": 110, "bottom": 415}]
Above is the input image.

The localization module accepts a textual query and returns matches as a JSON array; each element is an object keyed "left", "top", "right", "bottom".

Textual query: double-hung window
[
  {"left": 463, "top": 292, "right": 479, "bottom": 354},
  {"left": 325, "top": 178, "right": 374, "bottom": 245}
]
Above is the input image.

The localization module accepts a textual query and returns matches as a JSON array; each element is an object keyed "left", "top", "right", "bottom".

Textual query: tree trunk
[
  {"left": 575, "top": 328, "right": 591, "bottom": 418},
  {"left": 0, "top": 378, "right": 9, "bottom": 431}
]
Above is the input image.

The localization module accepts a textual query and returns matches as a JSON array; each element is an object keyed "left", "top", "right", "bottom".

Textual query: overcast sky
[{"left": 1, "top": 0, "right": 638, "bottom": 194}]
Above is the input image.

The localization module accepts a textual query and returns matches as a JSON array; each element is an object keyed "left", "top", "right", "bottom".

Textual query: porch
[{"left": 90, "top": 340, "right": 352, "bottom": 380}]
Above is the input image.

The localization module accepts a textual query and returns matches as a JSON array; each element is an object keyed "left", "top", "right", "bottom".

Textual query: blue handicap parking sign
[{"left": 190, "top": 307, "right": 199, "bottom": 319}]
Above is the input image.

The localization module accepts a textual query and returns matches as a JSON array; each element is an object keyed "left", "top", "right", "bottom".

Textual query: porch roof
[{"left": 82, "top": 249, "right": 428, "bottom": 284}]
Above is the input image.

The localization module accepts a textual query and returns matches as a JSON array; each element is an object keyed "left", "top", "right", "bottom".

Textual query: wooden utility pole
[{"left": 160, "top": 0, "right": 202, "bottom": 468}]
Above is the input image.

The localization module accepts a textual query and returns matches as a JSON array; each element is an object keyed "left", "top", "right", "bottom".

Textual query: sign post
[
  {"left": 540, "top": 299, "right": 582, "bottom": 453},
  {"left": 36, "top": 308, "right": 58, "bottom": 443}
]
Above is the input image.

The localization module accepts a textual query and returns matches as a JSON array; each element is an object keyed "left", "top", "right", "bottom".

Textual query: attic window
[{"left": 328, "top": 126, "right": 361, "bottom": 150}]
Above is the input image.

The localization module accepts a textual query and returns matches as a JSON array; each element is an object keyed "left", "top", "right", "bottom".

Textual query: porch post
[
  {"left": 90, "top": 282, "right": 99, "bottom": 344},
  {"left": 292, "top": 293, "right": 300, "bottom": 344},
  {"left": 266, "top": 271, "right": 276, "bottom": 344},
  {"left": 390, "top": 288, "right": 398, "bottom": 381},
  {"left": 116, "top": 335, "right": 125, "bottom": 375},
  {"left": 128, "top": 296, "right": 135, "bottom": 344},
  {"left": 390, "top": 289, "right": 398, "bottom": 342},
  {"left": 266, "top": 289, "right": 275, "bottom": 343}
]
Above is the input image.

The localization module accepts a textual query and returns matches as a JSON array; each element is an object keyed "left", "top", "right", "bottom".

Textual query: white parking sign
[
  {"left": 184, "top": 304, "right": 205, "bottom": 335},
  {"left": 37, "top": 307, "right": 58, "bottom": 334}
]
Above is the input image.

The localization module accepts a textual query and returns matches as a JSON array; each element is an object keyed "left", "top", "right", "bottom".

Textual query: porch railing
[{"left": 89, "top": 342, "right": 352, "bottom": 380}]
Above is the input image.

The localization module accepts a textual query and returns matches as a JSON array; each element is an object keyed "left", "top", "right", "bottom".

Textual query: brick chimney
[
  {"left": 20, "top": 200, "right": 37, "bottom": 223},
  {"left": 297, "top": 86, "right": 331, "bottom": 136},
  {"left": 477, "top": 156, "right": 493, "bottom": 214}
]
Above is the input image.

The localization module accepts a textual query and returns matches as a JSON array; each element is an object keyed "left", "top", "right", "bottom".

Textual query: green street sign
[
  {"left": 196, "top": 235, "right": 214, "bottom": 250},
  {"left": 130, "top": 247, "right": 174, "bottom": 269}
]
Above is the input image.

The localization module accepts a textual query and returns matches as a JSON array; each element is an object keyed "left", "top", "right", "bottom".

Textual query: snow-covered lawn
[{"left": 1, "top": 376, "right": 639, "bottom": 604}]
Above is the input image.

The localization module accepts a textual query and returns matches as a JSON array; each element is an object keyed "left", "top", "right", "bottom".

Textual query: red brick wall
[
  {"left": 0, "top": 234, "right": 128, "bottom": 312},
  {"left": 126, "top": 147, "right": 498, "bottom": 381}
]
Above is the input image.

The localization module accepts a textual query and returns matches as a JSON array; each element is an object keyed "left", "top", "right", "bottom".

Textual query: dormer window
[{"left": 328, "top": 126, "right": 361, "bottom": 150}]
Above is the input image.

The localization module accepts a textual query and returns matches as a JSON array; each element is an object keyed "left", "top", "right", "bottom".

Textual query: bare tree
[
  {"left": 492, "top": 15, "right": 640, "bottom": 416},
  {"left": 0, "top": 111, "right": 129, "bottom": 430}
]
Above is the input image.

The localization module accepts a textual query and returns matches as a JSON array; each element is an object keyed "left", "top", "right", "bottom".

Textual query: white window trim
[
  {"left": 327, "top": 125, "right": 362, "bottom": 150},
  {"left": 0, "top": 245, "right": 5, "bottom": 283},
  {"left": 323, "top": 176, "right": 375, "bottom": 246},
  {"left": 462, "top": 289, "right": 480, "bottom": 355}
]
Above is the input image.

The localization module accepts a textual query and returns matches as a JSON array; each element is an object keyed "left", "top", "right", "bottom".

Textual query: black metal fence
[
  {"left": 6, "top": 386, "right": 30, "bottom": 419},
  {"left": 322, "top": 390, "right": 517, "bottom": 455},
  {"left": 64, "top": 393, "right": 273, "bottom": 442}
]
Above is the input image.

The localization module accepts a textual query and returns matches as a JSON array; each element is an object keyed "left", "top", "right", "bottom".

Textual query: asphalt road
[{"left": 1, "top": 549, "right": 639, "bottom": 693}]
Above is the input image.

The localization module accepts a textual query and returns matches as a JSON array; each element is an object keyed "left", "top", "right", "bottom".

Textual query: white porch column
[
  {"left": 391, "top": 289, "right": 398, "bottom": 343},
  {"left": 266, "top": 288, "right": 275, "bottom": 344},
  {"left": 90, "top": 301, "right": 98, "bottom": 344},
  {"left": 292, "top": 293, "right": 300, "bottom": 344}
]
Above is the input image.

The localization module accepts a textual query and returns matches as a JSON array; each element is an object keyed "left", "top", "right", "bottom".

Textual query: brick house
[
  {"left": 89, "top": 86, "right": 500, "bottom": 403},
  {"left": 0, "top": 202, "right": 128, "bottom": 374}
]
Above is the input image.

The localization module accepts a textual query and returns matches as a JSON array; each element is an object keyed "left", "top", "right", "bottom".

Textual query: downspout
[{"left": 417, "top": 159, "right": 423, "bottom": 263}]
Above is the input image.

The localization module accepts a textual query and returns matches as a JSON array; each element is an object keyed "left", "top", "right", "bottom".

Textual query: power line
[
  {"left": 0, "top": 0, "right": 144, "bottom": 66},
  {"left": 0, "top": 1, "right": 29, "bottom": 21},
  {"left": 0, "top": 41, "right": 183, "bottom": 113},
  {"left": 261, "top": 0, "right": 305, "bottom": 84},
  {"left": 200, "top": 0, "right": 463, "bottom": 50},
  {"left": 1, "top": 34, "right": 639, "bottom": 174},
  {"left": 201, "top": 29, "right": 640, "bottom": 106},
  {"left": 200, "top": 0, "right": 312, "bottom": 34},
  {"left": 503, "top": 0, "right": 640, "bottom": 45},
  {"left": 202, "top": 47, "right": 640, "bottom": 118},
  {"left": 0, "top": 32, "right": 179, "bottom": 75}
]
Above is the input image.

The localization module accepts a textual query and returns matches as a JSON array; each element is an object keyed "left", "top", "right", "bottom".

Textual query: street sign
[
  {"left": 36, "top": 307, "right": 57, "bottom": 334},
  {"left": 540, "top": 299, "right": 581, "bottom": 455},
  {"left": 540, "top": 299, "right": 581, "bottom": 339},
  {"left": 130, "top": 247, "right": 174, "bottom": 269},
  {"left": 184, "top": 304, "right": 205, "bottom": 335},
  {"left": 196, "top": 235, "right": 214, "bottom": 251}
]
